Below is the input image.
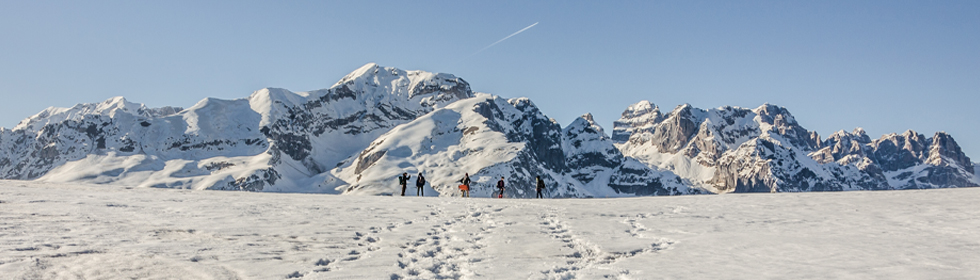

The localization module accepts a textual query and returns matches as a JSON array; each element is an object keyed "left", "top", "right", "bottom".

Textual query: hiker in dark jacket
[
  {"left": 535, "top": 176, "right": 545, "bottom": 198},
  {"left": 496, "top": 177, "right": 505, "bottom": 198},
  {"left": 398, "top": 173, "right": 411, "bottom": 196},
  {"left": 416, "top": 173, "right": 426, "bottom": 196}
]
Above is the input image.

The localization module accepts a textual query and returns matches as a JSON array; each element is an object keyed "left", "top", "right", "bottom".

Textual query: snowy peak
[
  {"left": 638, "top": 103, "right": 706, "bottom": 155},
  {"left": 612, "top": 100, "right": 663, "bottom": 142},
  {"left": 852, "top": 127, "right": 869, "bottom": 139},
  {"left": 812, "top": 128, "right": 873, "bottom": 164},
  {"left": 668, "top": 103, "right": 706, "bottom": 123},
  {"left": 247, "top": 87, "right": 309, "bottom": 127},
  {"left": 860, "top": 130, "right": 976, "bottom": 189},
  {"left": 581, "top": 112, "right": 595, "bottom": 123},
  {"left": 503, "top": 96, "right": 566, "bottom": 172},
  {"left": 565, "top": 111, "right": 694, "bottom": 196},
  {"left": 563, "top": 113, "right": 621, "bottom": 169},
  {"left": 629, "top": 100, "right": 654, "bottom": 111},
  {"left": 927, "top": 132, "right": 973, "bottom": 172},
  {"left": 335, "top": 62, "right": 383, "bottom": 86},
  {"left": 181, "top": 97, "right": 262, "bottom": 137},
  {"left": 566, "top": 113, "right": 605, "bottom": 138},
  {"left": 870, "top": 130, "right": 931, "bottom": 171},
  {"left": 331, "top": 63, "right": 472, "bottom": 104},
  {"left": 252, "top": 63, "right": 475, "bottom": 172},
  {"left": 827, "top": 128, "right": 872, "bottom": 144},
  {"left": 617, "top": 103, "right": 770, "bottom": 162},
  {"left": 752, "top": 103, "right": 796, "bottom": 125},
  {"left": 12, "top": 96, "right": 183, "bottom": 132},
  {"left": 622, "top": 100, "right": 657, "bottom": 119},
  {"left": 752, "top": 103, "right": 820, "bottom": 151}
]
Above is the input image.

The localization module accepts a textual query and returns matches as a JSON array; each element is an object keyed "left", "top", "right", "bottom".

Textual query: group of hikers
[
  {"left": 398, "top": 172, "right": 427, "bottom": 196},
  {"left": 397, "top": 172, "right": 547, "bottom": 198}
]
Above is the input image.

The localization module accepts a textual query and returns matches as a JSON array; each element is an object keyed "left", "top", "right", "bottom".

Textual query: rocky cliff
[{"left": 614, "top": 101, "right": 976, "bottom": 192}]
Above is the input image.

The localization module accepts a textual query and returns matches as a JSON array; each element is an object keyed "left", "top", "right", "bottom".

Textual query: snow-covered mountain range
[
  {"left": 1, "top": 64, "right": 976, "bottom": 196},
  {"left": 614, "top": 101, "right": 977, "bottom": 193}
]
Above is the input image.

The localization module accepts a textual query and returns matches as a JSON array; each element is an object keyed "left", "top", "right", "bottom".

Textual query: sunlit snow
[{"left": 2, "top": 180, "right": 978, "bottom": 279}]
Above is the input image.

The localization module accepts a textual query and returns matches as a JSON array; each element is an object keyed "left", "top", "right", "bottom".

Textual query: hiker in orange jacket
[
  {"left": 458, "top": 173, "right": 471, "bottom": 197},
  {"left": 496, "top": 177, "right": 505, "bottom": 198}
]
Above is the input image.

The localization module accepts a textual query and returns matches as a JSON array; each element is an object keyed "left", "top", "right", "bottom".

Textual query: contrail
[{"left": 464, "top": 22, "right": 539, "bottom": 59}]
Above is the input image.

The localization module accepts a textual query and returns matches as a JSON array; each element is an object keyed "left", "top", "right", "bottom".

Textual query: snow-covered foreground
[{"left": 2, "top": 181, "right": 979, "bottom": 280}]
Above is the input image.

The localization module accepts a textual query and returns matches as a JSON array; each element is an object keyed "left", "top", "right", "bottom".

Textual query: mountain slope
[
  {"left": 325, "top": 94, "right": 572, "bottom": 197},
  {"left": 324, "top": 96, "right": 699, "bottom": 198},
  {"left": 1, "top": 63, "right": 473, "bottom": 192}
]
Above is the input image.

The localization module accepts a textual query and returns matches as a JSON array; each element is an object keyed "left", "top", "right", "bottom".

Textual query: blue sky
[{"left": 1, "top": 1, "right": 978, "bottom": 157}]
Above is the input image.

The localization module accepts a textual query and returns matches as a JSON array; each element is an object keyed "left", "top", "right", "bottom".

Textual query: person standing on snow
[
  {"left": 496, "top": 177, "right": 505, "bottom": 198},
  {"left": 535, "top": 176, "right": 545, "bottom": 199},
  {"left": 416, "top": 173, "right": 426, "bottom": 196},
  {"left": 459, "top": 173, "right": 472, "bottom": 197},
  {"left": 398, "top": 173, "right": 411, "bottom": 196}
]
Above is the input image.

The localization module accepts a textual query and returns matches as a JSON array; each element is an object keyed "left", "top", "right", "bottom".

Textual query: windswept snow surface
[{"left": 2, "top": 181, "right": 979, "bottom": 279}]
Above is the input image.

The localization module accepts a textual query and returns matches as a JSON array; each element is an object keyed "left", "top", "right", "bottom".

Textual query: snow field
[{"left": 2, "top": 181, "right": 979, "bottom": 279}]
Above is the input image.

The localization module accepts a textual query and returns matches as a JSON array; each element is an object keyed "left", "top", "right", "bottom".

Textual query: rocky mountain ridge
[
  {"left": 1, "top": 63, "right": 473, "bottom": 193},
  {"left": 614, "top": 101, "right": 976, "bottom": 193},
  {"left": 1, "top": 64, "right": 975, "bottom": 196}
]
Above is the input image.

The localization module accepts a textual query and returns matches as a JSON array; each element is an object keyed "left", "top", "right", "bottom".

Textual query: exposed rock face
[
  {"left": 611, "top": 100, "right": 662, "bottom": 143},
  {"left": 652, "top": 104, "right": 705, "bottom": 155},
  {"left": 825, "top": 130, "right": 976, "bottom": 189},
  {"left": 811, "top": 128, "right": 872, "bottom": 164},
  {"left": 563, "top": 113, "right": 622, "bottom": 171},
  {"left": 505, "top": 98, "right": 567, "bottom": 173},
  {"left": 563, "top": 113, "right": 695, "bottom": 196},
  {"left": 927, "top": 132, "right": 972, "bottom": 170},
  {"left": 615, "top": 100, "right": 977, "bottom": 193}
]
